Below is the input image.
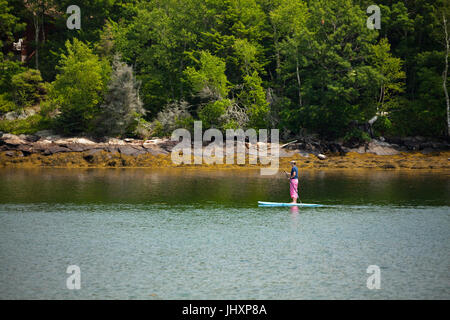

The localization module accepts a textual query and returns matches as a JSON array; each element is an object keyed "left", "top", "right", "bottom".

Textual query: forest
[{"left": 0, "top": 0, "right": 449, "bottom": 143}]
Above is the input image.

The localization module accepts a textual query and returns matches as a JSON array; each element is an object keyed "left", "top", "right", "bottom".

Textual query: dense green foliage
[
  {"left": 11, "top": 69, "right": 46, "bottom": 108},
  {"left": 49, "top": 39, "right": 111, "bottom": 134},
  {"left": 0, "top": 0, "right": 449, "bottom": 139}
]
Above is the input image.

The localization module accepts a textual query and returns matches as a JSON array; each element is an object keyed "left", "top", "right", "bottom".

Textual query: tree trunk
[
  {"left": 179, "top": 41, "right": 186, "bottom": 98},
  {"left": 272, "top": 25, "right": 281, "bottom": 95},
  {"left": 295, "top": 48, "right": 302, "bottom": 107},
  {"left": 443, "top": 13, "right": 450, "bottom": 136},
  {"left": 41, "top": 4, "right": 45, "bottom": 43},
  {"left": 33, "top": 13, "right": 39, "bottom": 70}
]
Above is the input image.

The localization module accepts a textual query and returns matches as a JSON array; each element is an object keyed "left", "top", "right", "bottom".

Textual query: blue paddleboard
[{"left": 258, "top": 201, "right": 323, "bottom": 207}]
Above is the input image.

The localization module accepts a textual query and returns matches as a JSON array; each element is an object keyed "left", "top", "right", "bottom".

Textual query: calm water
[{"left": 0, "top": 168, "right": 449, "bottom": 299}]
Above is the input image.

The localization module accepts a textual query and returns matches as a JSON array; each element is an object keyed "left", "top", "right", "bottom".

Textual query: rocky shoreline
[{"left": 0, "top": 132, "right": 449, "bottom": 170}]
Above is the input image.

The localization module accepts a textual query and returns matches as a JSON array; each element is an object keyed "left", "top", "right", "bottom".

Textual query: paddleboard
[{"left": 258, "top": 201, "right": 323, "bottom": 207}]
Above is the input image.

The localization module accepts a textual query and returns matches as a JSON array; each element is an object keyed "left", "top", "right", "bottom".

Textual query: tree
[
  {"left": 23, "top": 0, "right": 54, "bottom": 71},
  {"left": 94, "top": 54, "right": 145, "bottom": 137},
  {"left": 442, "top": 12, "right": 450, "bottom": 136},
  {"left": 113, "top": 0, "right": 200, "bottom": 115},
  {"left": 0, "top": 0, "right": 26, "bottom": 50},
  {"left": 269, "top": 0, "right": 310, "bottom": 100},
  {"left": 232, "top": 38, "right": 262, "bottom": 77},
  {"left": 277, "top": 0, "right": 380, "bottom": 138},
  {"left": 50, "top": 39, "right": 110, "bottom": 134},
  {"left": 238, "top": 71, "right": 269, "bottom": 129},
  {"left": 0, "top": 0, "right": 26, "bottom": 108},
  {"left": 371, "top": 38, "right": 406, "bottom": 114},
  {"left": 184, "top": 50, "right": 229, "bottom": 100}
]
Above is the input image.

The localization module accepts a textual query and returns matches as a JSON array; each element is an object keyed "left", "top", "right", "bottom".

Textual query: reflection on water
[
  {"left": 0, "top": 168, "right": 449, "bottom": 299},
  {"left": 0, "top": 168, "right": 449, "bottom": 206}
]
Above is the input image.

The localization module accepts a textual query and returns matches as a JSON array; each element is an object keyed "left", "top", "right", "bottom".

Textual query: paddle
[{"left": 283, "top": 170, "right": 302, "bottom": 203}]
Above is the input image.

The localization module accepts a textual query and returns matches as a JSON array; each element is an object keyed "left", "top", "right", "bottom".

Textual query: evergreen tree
[{"left": 95, "top": 54, "right": 145, "bottom": 137}]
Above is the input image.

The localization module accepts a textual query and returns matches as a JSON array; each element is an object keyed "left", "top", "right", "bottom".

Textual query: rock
[
  {"left": 285, "top": 142, "right": 303, "bottom": 150},
  {"left": 414, "top": 136, "right": 426, "bottom": 142},
  {"left": 43, "top": 145, "right": 70, "bottom": 155},
  {"left": 1, "top": 134, "right": 27, "bottom": 146},
  {"left": 317, "top": 153, "right": 326, "bottom": 160},
  {"left": 24, "top": 135, "right": 40, "bottom": 142},
  {"left": 17, "top": 144, "right": 33, "bottom": 155},
  {"left": 143, "top": 139, "right": 166, "bottom": 149},
  {"left": 124, "top": 138, "right": 134, "bottom": 143},
  {"left": 43, "top": 135, "right": 62, "bottom": 141},
  {"left": 34, "top": 130, "right": 55, "bottom": 137},
  {"left": 159, "top": 140, "right": 178, "bottom": 152},
  {"left": 355, "top": 140, "right": 400, "bottom": 156},
  {"left": 86, "top": 148, "right": 103, "bottom": 156},
  {"left": 5, "top": 151, "right": 15, "bottom": 157},
  {"left": 54, "top": 137, "right": 96, "bottom": 145},
  {"left": 144, "top": 139, "right": 163, "bottom": 145},
  {"left": 369, "top": 146, "right": 399, "bottom": 156},
  {"left": 298, "top": 151, "right": 310, "bottom": 157},
  {"left": 107, "top": 138, "right": 127, "bottom": 145},
  {"left": 4, "top": 111, "right": 20, "bottom": 120},
  {"left": 1, "top": 133, "right": 20, "bottom": 140},
  {"left": 118, "top": 146, "right": 135, "bottom": 155},
  {"left": 106, "top": 145, "right": 119, "bottom": 153},
  {"left": 381, "top": 163, "right": 396, "bottom": 169},
  {"left": 31, "top": 143, "right": 48, "bottom": 153},
  {"left": 65, "top": 143, "right": 91, "bottom": 152},
  {"left": 146, "top": 147, "right": 168, "bottom": 155},
  {"left": 118, "top": 145, "right": 146, "bottom": 156}
]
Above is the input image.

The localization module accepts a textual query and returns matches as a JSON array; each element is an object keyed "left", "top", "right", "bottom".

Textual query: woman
[{"left": 289, "top": 160, "right": 299, "bottom": 203}]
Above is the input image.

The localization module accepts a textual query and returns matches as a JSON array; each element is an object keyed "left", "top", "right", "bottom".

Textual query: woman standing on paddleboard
[{"left": 289, "top": 161, "right": 299, "bottom": 203}]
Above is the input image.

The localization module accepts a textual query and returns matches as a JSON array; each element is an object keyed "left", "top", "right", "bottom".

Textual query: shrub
[
  {"left": 150, "top": 120, "right": 164, "bottom": 137},
  {"left": 0, "top": 93, "right": 16, "bottom": 115},
  {"left": 0, "top": 53, "right": 25, "bottom": 95},
  {"left": 222, "top": 100, "right": 249, "bottom": 129},
  {"left": 198, "top": 99, "right": 230, "bottom": 129},
  {"left": 343, "top": 127, "right": 371, "bottom": 146},
  {"left": 152, "top": 100, "right": 193, "bottom": 136},
  {"left": 372, "top": 115, "right": 393, "bottom": 137},
  {"left": 11, "top": 69, "right": 46, "bottom": 108},
  {"left": 133, "top": 117, "right": 153, "bottom": 139},
  {"left": 222, "top": 119, "right": 240, "bottom": 130},
  {"left": 0, "top": 114, "right": 45, "bottom": 135}
]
